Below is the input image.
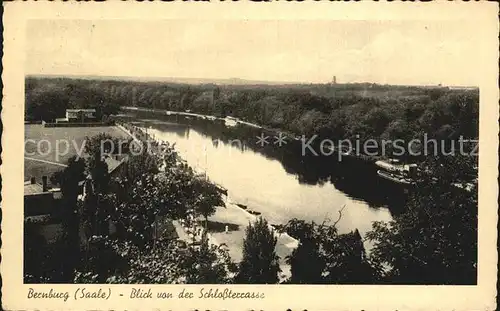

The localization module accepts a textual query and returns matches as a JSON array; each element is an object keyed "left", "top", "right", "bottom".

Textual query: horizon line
[{"left": 25, "top": 73, "right": 478, "bottom": 89}]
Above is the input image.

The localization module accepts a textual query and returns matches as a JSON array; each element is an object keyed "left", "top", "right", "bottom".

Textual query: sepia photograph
[{"left": 1, "top": 2, "right": 498, "bottom": 310}]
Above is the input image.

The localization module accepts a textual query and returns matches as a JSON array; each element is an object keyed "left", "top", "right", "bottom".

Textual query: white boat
[
  {"left": 377, "top": 170, "right": 415, "bottom": 186},
  {"left": 375, "top": 160, "right": 417, "bottom": 186},
  {"left": 375, "top": 159, "right": 403, "bottom": 172}
]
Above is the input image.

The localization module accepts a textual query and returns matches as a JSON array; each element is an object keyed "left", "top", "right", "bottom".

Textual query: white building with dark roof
[{"left": 65, "top": 108, "right": 97, "bottom": 122}]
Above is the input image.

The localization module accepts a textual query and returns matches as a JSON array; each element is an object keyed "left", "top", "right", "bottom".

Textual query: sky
[{"left": 26, "top": 19, "right": 485, "bottom": 86}]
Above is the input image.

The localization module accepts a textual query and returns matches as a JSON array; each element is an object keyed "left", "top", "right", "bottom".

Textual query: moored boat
[
  {"left": 377, "top": 170, "right": 415, "bottom": 186},
  {"left": 224, "top": 116, "right": 238, "bottom": 127},
  {"left": 375, "top": 159, "right": 417, "bottom": 186}
]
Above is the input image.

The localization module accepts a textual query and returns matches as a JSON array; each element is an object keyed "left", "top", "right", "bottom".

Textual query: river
[{"left": 125, "top": 110, "right": 408, "bottom": 239}]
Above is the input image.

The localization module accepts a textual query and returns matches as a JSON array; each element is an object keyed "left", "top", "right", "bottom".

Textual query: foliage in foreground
[
  {"left": 25, "top": 130, "right": 478, "bottom": 285},
  {"left": 366, "top": 154, "right": 477, "bottom": 284},
  {"left": 278, "top": 216, "right": 380, "bottom": 284},
  {"left": 75, "top": 237, "right": 235, "bottom": 284},
  {"left": 236, "top": 217, "right": 281, "bottom": 284}
]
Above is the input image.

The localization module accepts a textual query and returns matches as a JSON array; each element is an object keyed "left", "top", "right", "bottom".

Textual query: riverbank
[
  {"left": 116, "top": 123, "right": 141, "bottom": 143},
  {"left": 120, "top": 106, "right": 301, "bottom": 145},
  {"left": 120, "top": 106, "right": 385, "bottom": 166}
]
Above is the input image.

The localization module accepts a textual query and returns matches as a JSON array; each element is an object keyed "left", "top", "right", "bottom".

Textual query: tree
[
  {"left": 75, "top": 235, "right": 237, "bottom": 284},
  {"left": 104, "top": 240, "right": 186, "bottom": 284},
  {"left": 79, "top": 134, "right": 114, "bottom": 268},
  {"left": 24, "top": 223, "right": 53, "bottom": 283},
  {"left": 182, "top": 233, "right": 235, "bottom": 284},
  {"left": 25, "top": 85, "right": 70, "bottom": 121},
  {"left": 84, "top": 133, "right": 127, "bottom": 159},
  {"left": 124, "top": 149, "right": 160, "bottom": 183},
  {"left": 68, "top": 85, "right": 118, "bottom": 120},
  {"left": 287, "top": 231, "right": 323, "bottom": 283},
  {"left": 111, "top": 156, "right": 196, "bottom": 247},
  {"left": 81, "top": 152, "right": 111, "bottom": 239},
  {"left": 50, "top": 156, "right": 86, "bottom": 281},
  {"left": 193, "top": 177, "right": 225, "bottom": 229},
  {"left": 112, "top": 174, "right": 162, "bottom": 247},
  {"left": 84, "top": 135, "right": 111, "bottom": 195},
  {"left": 366, "top": 154, "right": 478, "bottom": 284},
  {"left": 236, "top": 217, "right": 280, "bottom": 284},
  {"left": 74, "top": 236, "right": 128, "bottom": 284}
]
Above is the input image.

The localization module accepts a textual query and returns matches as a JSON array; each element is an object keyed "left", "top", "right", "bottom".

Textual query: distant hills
[
  {"left": 27, "top": 74, "right": 478, "bottom": 89},
  {"left": 28, "top": 74, "right": 302, "bottom": 86}
]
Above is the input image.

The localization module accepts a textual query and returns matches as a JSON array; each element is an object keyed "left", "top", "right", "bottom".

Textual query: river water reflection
[{"left": 129, "top": 112, "right": 407, "bottom": 239}]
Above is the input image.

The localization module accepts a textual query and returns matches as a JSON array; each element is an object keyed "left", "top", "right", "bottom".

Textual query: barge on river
[{"left": 375, "top": 159, "right": 417, "bottom": 186}]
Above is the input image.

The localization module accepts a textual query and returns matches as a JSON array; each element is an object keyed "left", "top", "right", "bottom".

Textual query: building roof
[
  {"left": 66, "top": 109, "right": 96, "bottom": 112},
  {"left": 25, "top": 214, "right": 52, "bottom": 224}
]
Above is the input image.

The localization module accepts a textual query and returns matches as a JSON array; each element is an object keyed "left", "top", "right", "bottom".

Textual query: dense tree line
[
  {"left": 26, "top": 77, "right": 479, "bottom": 159},
  {"left": 25, "top": 78, "right": 121, "bottom": 121}
]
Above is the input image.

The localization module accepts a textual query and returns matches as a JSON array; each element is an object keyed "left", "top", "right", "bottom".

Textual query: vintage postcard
[{"left": 1, "top": 1, "right": 498, "bottom": 310}]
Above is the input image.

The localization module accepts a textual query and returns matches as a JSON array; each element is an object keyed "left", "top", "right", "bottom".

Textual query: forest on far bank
[{"left": 25, "top": 76, "right": 479, "bottom": 159}]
